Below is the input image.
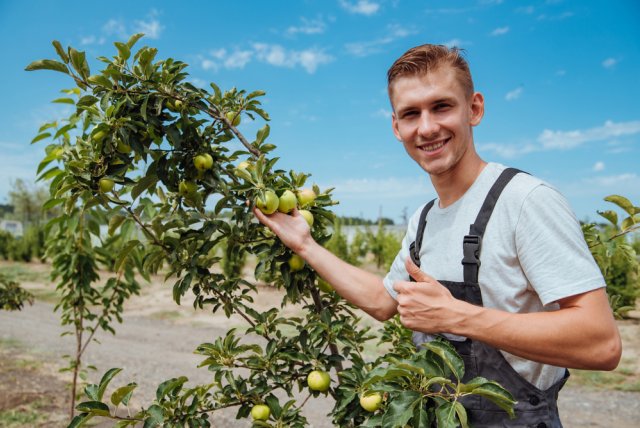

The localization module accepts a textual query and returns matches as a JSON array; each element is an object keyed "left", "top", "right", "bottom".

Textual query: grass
[
  {"left": 569, "top": 356, "right": 640, "bottom": 392},
  {"left": 0, "top": 403, "right": 45, "bottom": 427},
  {"left": 0, "top": 263, "right": 50, "bottom": 283}
]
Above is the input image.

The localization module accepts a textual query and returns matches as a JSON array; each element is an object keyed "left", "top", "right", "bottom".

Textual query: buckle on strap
[
  {"left": 409, "top": 241, "right": 421, "bottom": 267},
  {"left": 461, "top": 235, "right": 482, "bottom": 268}
]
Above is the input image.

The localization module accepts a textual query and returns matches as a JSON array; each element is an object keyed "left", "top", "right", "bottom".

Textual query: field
[{"left": 1, "top": 260, "right": 639, "bottom": 427}]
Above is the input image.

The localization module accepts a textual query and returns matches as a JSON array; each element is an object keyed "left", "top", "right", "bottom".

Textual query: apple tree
[{"left": 27, "top": 35, "right": 516, "bottom": 428}]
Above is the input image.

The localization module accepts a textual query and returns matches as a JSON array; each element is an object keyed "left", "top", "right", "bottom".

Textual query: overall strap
[
  {"left": 462, "top": 167, "right": 525, "bottom": 283},
  {"left": 409, "top": 199, "right": 436, "bottom": 268}
]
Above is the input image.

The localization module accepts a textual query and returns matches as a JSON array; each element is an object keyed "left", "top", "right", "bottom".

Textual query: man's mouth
[{"left": 418, "top": 138, "right": 449, "bottom": 153}]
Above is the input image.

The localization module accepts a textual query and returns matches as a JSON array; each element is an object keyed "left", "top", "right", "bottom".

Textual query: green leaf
[
  {"left": 114, "top": 240, "right": 140, "bottom": 272},
  {"left": 621, "top": 215, "right": 637, "bottom": 231},
  {"left": 68, "top": 412, "right": 92, "bottom": 428},
  {"left": 143, "top": 404, "right": 164, "bottom": 428},
  {"left": 454, "top": 401, "right": 469, "bottom": 428},
  {"left": 605, "top": 195, "right": 635, "bottom": 216},
  {"left": 69, "top": 47, "right": 90, "bottom": 79},
  {"left": 75, "top": 401, "right": 111, "bottom": 417},
  {"left": 381, "top": 391, "right": 422, "bottom": 428},
  {"left": 126, "top": 33, "right": 145, "bottom": 49},
  {"left": 77, "top": 95, "right": 99, "bottom": 109},
  {"left": 97, "top": 368, "right": 123, "bottom": 400},
  {"left": 115, "top": 42, "right": 131, "bottom": 61},
  {"left": 468, "top": 381, "right": 516, "bottom": 418},
  {"left": 52, "top": 40, "right": 69, "bottom": 63},
  {"left": 435, "top": 401, "right": 460, "bottom": 428},
  {"left": 255, "top": 124, "right": 270, "bottom": 146},
  {"left": 25, "top": 59, "right": 69, "bottom": 74},
  {"left": 84, "top": 384, "right": 99, "bottom": 401},
  {"left": 597, "top": 210, "right": 618, "bottom": 227},
  {"left": 87, "top": 74, "right": 113, "bottom": 88},
  {"left": 131, "top": 173, "right": 157, "bottom": 201},
  {"left": 111, "top": 383, "right": 137, "bottom": 406},
  {"left": 31, "top": 132, "right": 52, "bottom": 144},
  {"left": 424, "top": 340, "right": 465, "bottom": 380},
  {"left": 108, "top": 215, "right": 127, "bottom": 236}
]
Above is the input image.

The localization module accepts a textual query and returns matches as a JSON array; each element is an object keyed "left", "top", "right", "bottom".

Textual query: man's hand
[
  {"left": 253, "top": 207, "right": 312, "bottom": 254},
  {"left": 393, "top": 258, "right": 465, "bottom": 333}
]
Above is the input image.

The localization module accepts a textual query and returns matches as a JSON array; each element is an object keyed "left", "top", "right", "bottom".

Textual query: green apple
[
  {"left": 179, "top": 180, "right": 198, "bottom": 196},
  {"left": 317, "top": 278, "right": 334, "bottom": 293},
  {"left": 99, "top": 178, "right": 115, "bottom": 193},
  {"left": 307, "top": 370, "right": 331, "bottom": 392},
  {"left": 296, "top": 188, "right": 316, "bottom": 207},
  {"left": 256, "top": 190, "right": 279, "bottom": 215},
  {"left": 278, "top": 190, "right": 297, "bottom": 213},
  {"left": 194, "top": 153, "right": 214, "bottom": 171},
  {"left": 116, "top": 139, "right": 133, "bottom": 154},
  {"left": 225, "top": 111, "right": 241, "bottom": 126},
  {"left": 250, "top": 404, "right": 270, "bottom": 421},
  {"left": 299, "top": 209, "right": 314, "bottom": 227},
  {"left": 288, "top": 254, "right": 305, "bottom": 272},
  {"left": 93, "top": 129, "right": 107, "bottom": 143},
  {"left": 359, "top": 392, "right": 382, "bottom": 412}
]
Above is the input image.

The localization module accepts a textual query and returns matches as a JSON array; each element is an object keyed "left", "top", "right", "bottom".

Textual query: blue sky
[{"left": 1, "top": 0, "right": 638, "bottom": 223}]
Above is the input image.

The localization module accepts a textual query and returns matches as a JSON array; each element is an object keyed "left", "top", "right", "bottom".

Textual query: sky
[{"left": 0, "top": 0, "right": 639, "bottom": 224}]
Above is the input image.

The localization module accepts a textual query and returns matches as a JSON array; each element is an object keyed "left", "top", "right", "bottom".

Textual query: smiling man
[{"left": 254, "top": 44, "right": 621, "bottom": 427}]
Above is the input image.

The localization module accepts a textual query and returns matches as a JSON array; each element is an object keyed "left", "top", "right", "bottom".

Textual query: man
[{"left": 254, "top": 44, "right": 621, "bottom": 427}]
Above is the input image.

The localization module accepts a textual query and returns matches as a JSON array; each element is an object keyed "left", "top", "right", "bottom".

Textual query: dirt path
[{"left": 1, "top": 262, "right": 639, "bottom": 427}]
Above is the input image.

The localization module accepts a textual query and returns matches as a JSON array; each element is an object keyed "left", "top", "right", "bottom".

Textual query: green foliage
[
  {"left": 28, "top": 35, "right": 515, "bottom": 427},
  {"left": 0, "top": 225, "right": 47, "bottom": 262},
  {"left": 583, "top": 195, "right": 640, "bottom": 318},
  {"left": 325, "top": 218, "right": 359, "bottom": 265},
  {"left": 364, "top": 221, "right": 403, "bottom": 270},
  {"left": 0, "top": 273, "right": 34, "bottom": 310}
]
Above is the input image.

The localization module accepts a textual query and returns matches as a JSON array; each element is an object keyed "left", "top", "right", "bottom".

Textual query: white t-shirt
[{"left": 383, "top": 162, "right": 605, "bottom": 390}]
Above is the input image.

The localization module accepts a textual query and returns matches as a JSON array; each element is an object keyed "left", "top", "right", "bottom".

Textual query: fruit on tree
[
  {"left": 194, "top": 153, "right": 214, "bottom": 171},
  {"left": 116, "top": 139, "right": 133, "bottom": 154},
  {"left": 288, "top": 254, "right": 305, "bottom": 271},
  {"left": 256, "top": 190, "right": 279, "bottom": 215},
  {"left": 225, "top": 111, "right": 241, "bottom": 126},
  {"left": 250, "top": 404, "right": 270, "bottom": 421},
  {"left": 99, "top": 178, "right": 115, "bottom": 193},
  {"left": 317, "top": 278, "right": 334, "bottom": 293},
  {"left": 359, "top": 392, "right": 382, "bottom": 412},
  {"left": 93, "top": 130, "right": 107, "bottom": 143},
  {"left": 278, "top": 190, "right": 297, "bottom": 213},
  {"left": 299, "top": 209, "right": 314, "bottom": 227},
  {"left": 296, "top": 188, "right": 316, "bottom": 207},
  {"left": 236, "top": 160, "right": 251, "bottom": 170},
  {"left": 307, "top": 370, "right": 331, "bottom": 392},
  {"left": 179, "top": 180, "right": 198, "bottom": 197}
]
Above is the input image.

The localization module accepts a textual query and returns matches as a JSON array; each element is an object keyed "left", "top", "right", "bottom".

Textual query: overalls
[{"left": 409, "top": 168, "right": 569, "bottom": 428}]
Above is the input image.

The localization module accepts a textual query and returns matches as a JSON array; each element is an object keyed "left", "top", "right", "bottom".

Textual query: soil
[{"left": 1, "top": 261, "right": 639, "bottom": 427}]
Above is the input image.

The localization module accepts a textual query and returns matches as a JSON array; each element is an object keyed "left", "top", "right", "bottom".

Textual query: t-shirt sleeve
[
  {"left": 515, "top": 184, "right": 605, "bottom": 306},
  {"left": 382, "top": 205, "right": 425, "bottom": 300}
]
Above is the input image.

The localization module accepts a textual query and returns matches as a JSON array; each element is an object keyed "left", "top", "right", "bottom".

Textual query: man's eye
[
  {"left": 435, "top": 103, "right": 451, "bottom": 111},
  {"left": 402, "top": 111, "right": 418, "bottom": 118}
]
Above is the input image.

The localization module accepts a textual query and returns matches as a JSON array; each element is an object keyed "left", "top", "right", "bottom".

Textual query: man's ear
[
  {"left": 469, "top": 92, "right": 485, "bottom": 126},
  {"left": 391, "top": 112, "right": 403, "bottom": 141}
]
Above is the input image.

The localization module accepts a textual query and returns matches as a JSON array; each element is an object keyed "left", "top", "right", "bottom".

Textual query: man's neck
[{"left": 431, "top": 154, "right": 487, "bottom": 208}]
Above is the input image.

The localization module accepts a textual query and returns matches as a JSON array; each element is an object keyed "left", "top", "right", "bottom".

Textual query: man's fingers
[{"left": 404, "top": 257, "right": 433, "bottom": 283}]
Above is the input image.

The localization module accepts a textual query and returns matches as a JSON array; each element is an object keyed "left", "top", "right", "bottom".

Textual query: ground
[{"left": 0, "top": 260, "right": 639, "bottom": 427}]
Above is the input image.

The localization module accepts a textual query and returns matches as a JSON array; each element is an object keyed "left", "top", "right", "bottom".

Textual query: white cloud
[
  {"left": 287, "top": 16, "right": 327, "bottom": 35},
  {"left": 505, "top": 87, "right": 523, "bottom": 101},
  {"left": 224, "top": 50, "right": 253, "bottom": 69},
  {"left": 585, "top": 173, "right": 638, "bottom": 187},
  {"left": 345, "top": 24, "right": 417, "bottom": 57},
  {"left": 491, "top": 26, "right": 510, "bottom": 36},
  {"left": 134, "top": 18, "right": 164, "bottom": 39},
  {"left": 327, "top": 176, "right": 432, "bottom": 199},
  {"left": 202, "top": 44, "right": 333, "bottom": 74},
  {"left": 339, "top": 0, "right": 380, "bottom": 16},
  {"left": 103, "top": 19, "right": 128, "bottom": 39},
  {"left": 538, "top": 120, "right": 640, "bottom": 150},
  {"left": 602, "top": 57, "right": 618, "bottom": 69},
  {"left": 593, "top": 161, "right": 605, "bottom": 172},
  {"left": 374, "top": 108, "right": 392, "bottom": 119},
  {"left": 479, "top": 119, "right": 640, "bottom": 158}
]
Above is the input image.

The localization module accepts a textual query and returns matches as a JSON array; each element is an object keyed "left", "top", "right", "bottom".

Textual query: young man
[{"left": 254, "top": 44, "right": 621, "bottom": 427}]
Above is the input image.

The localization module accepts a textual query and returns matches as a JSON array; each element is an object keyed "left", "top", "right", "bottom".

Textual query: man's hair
[{"left": 387, "top": 44, "right": 474, "bottom": 99}]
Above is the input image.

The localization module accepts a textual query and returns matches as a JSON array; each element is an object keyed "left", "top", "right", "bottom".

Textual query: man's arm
[
  {"left": 254, "top": 208, "right": 398, "bottom": 321},
  {"left": 394, "top": 258, "right": 622, "bottom": 370}
]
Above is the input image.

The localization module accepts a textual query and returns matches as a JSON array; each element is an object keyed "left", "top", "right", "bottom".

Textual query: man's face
[{"left": 390, "top": 66, "right": 484, "bottom": 177}]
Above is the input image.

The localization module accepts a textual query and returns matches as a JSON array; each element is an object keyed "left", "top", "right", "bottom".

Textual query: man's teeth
[{"left": 420, "top": 140, "right": 446, "bottom": 152}]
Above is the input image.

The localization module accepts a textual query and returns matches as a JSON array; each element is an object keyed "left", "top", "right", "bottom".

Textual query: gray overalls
[{"left": 409, "top": 168, "right": 569, "bottom": 428}]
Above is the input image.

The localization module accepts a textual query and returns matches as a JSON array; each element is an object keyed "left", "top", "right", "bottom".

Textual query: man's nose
[{"left": 417, "top": 112, "right": 440, "bottom": 138}]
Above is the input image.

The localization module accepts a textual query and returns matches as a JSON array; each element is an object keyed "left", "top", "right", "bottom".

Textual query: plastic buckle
[{"left": 461, "top": 235, "right": 482, "bottom": 268}]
